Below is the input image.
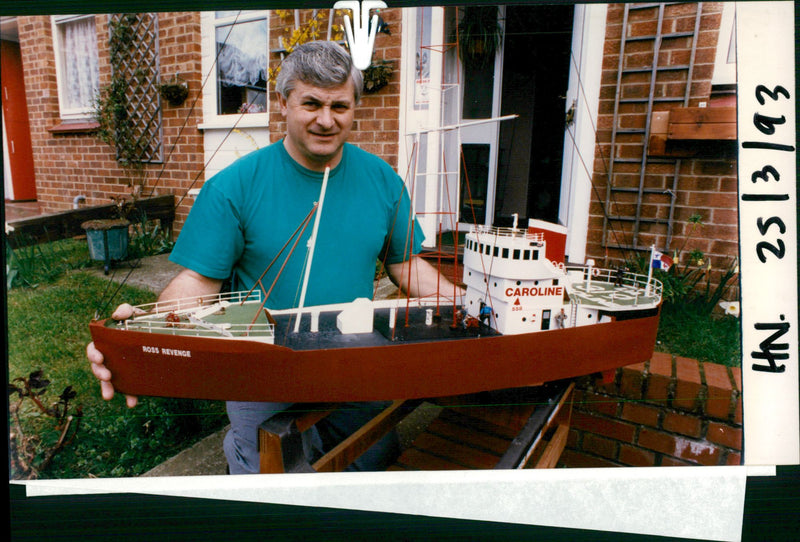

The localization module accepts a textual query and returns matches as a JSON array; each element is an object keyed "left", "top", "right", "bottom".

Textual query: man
[{"left": 88, "top": 41, "right": 455, "bottom": 474}]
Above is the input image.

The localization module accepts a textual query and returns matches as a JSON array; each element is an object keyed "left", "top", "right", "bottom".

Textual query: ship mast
[{"left": 294, "top": 166, "right": 331, "bottom": 333}]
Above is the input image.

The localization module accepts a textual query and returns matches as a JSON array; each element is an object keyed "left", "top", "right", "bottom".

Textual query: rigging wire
[
  {"left": 95, "top": 11, "right": 248, "bottom": 313},
  {"left": 146, "top": 11, "right": 245, "bottom": 200},
  {"left": 563, "top": 5, "right": 635, "bottom": 264},
  {"left": 93, "top": 256, "right": 143, "bottom": 320}
]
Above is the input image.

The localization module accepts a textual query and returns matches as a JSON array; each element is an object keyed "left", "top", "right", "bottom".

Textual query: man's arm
[
  {"left": 87, "top": 268, "right": 224, "bottom": 407},
  {"left": 385, "top": 256, "right": 463, "bottom": 299},
  {"left": 157, "top": 268, "right": 225, "bottom": 304}
]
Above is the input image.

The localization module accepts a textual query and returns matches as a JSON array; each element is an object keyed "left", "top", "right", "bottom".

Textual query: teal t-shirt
[{"left": 170, "top": 140, "right": 424, "bottom": 309}]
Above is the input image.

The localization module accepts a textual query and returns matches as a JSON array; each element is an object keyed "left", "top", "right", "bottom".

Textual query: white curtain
[
  {"left": 216, "top": 19, "right": 267, "bottom": 87},
  {"left": 61, "top": 17, "right": 99, "bottom": 111}
]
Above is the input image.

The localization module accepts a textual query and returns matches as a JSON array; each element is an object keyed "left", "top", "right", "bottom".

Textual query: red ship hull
[{"left": 89, "top": 309, "right": 660, "bottom": 402}]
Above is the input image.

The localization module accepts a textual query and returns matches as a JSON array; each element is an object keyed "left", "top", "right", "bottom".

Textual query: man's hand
[
  {"left": 87, "top": 269, "right": 223, "bottom": 408},
  {"left": 87, "top": 303, "right": 139, "bottom": 408},
  {"left": 386, "top": 256, "right": 465, "bottom": 299}
]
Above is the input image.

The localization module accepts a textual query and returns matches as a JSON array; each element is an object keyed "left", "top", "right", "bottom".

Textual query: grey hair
[{"left": 275, "top": 41, "right": 363, "bottom": 103}]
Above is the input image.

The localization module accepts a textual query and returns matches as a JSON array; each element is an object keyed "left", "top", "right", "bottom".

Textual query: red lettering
[{"left": 505, "top": 286, "right": 564, "bottom": 297}]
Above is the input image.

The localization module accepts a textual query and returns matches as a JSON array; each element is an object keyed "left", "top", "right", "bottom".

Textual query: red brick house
[{"left": 3, "top": 3, "right": 738, "bottom": 293}]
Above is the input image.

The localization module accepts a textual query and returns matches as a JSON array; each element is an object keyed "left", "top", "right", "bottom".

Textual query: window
[
  {"left": 52, "top": 15, "right": 99, "bottom": 120},
  {"left": 214, "top": 11, "right": 268, "bottom": 115}
]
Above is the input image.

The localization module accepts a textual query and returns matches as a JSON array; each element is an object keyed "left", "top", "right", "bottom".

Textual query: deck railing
[
  {"left": 565, "top": 265, "right": 663, "bottom": 305},
  {"left": 123, "top": 319, "right": 275, "bottom": 339},
  {"left": 467, "top": 224, "right": 544, "bottom": 242},
  {"left": 132, "top": 289, "right": 264, "bottom": 317}
]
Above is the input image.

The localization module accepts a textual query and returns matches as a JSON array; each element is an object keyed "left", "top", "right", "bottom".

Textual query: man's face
[{"left": 278, "top": 79, "right": 356, "bottom": 171}]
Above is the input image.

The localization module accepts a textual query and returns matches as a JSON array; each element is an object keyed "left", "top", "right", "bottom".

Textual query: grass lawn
[
  {"left": 8, "top": 254, "right": 227, "bottom": 479},
  {"left": 655, "top": 302, "right": 741, "bottom": 367}
]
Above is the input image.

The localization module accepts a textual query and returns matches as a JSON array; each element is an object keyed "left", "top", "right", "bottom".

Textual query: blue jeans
[{"left": 223, "top": 400, "right": 399, "bottom": 474}]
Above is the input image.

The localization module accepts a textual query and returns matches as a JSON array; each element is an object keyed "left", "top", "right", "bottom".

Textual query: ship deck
[
  {"left": 271, "top": 304, "right": 500, "bottom": 351},
  {"left": 569, "top": 280, "right": 660, "bottom": 309},
  {"left": 121, "top": 302, "right": 500, "bottom": 350}
]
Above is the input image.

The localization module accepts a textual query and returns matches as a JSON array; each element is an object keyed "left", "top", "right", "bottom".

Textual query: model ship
[{"left": 89, "top": 215, "right": 662, "bottom": 402}]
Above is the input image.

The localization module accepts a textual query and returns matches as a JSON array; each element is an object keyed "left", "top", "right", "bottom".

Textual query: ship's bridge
[
  {"left": 462, "top": 225, "right": 571, "bottom": 335},
  {"left": 462, "top": 225, "right": 561, "bottom": 281}
]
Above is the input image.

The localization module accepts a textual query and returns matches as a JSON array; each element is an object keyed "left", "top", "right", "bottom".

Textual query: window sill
[
  {"left": 198, "top": 115, "right": 269, "bottom": 131},
  {"left": 48, "top": 121, "right": 100, "bottom": 135}
]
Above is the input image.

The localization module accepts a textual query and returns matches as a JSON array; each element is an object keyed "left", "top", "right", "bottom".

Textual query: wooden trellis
[{"left": 108, "top": 13, "right": 162, "bottom": 164}]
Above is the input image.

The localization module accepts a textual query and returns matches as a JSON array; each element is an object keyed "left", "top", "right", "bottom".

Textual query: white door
[{"left": 456, "top": 6, "right": 505, "bottom": 228}]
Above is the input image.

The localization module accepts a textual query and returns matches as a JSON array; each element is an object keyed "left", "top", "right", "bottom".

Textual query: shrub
[{"left": 9, "top": 370, "right": 83, "bottom": 479}]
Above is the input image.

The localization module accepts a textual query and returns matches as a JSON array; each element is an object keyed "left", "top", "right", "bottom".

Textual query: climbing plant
[{"left": 93, "top": 13, "right": 162, "bottom": 194}]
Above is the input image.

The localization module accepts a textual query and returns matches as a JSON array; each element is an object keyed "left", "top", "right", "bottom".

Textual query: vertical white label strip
[{"left": 736, "top": 1, "right": 799, "bottom": 465}]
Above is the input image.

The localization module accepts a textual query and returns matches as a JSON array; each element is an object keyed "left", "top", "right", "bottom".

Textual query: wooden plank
[
  {"left": 292, "top": 403, "right": 339, "bottom": 432},
  {"left": 258, "top": 430, "right": 287, "bottom": 474},
  {"left": 668, "top": 122, "right": 737, "bottom": 141},
  {"left": 394, "top": 447, "right": 469, "bottom": 471},
  {"left": 428, "top": 412, "right": 514, "bottom": 455},
  {"left": 533, "top": 424, "right": 570, "bottom": 469},
  {"left": 6, "top": 195, "right": 175, "bottom": 247},
  {"left": 409, "top": 431, "right": 501, "bottom": 469},
  {"left": 650, "top": 111, "right": 670, "bottom": 135},
  {"left": 312, "top": 400, "right": 418, "bottom": 473},
  {"left": 648, "top": 106, "right": 737, "bottom": 157},
  {"left": 494, "top": 382, "right": 573, "bottom": 469},
  {"left": 434, "top": 390, "right": 546, "bottom": 434},
  {"left": 669, "top": 106, "right": 736, "bottom": 125}
]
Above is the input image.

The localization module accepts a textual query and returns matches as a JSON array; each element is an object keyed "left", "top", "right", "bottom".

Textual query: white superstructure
[{"left": 461, "top": 219, "right": 662, "bottom": 335}]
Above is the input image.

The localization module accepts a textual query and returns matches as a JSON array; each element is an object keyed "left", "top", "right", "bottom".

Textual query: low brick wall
[{"left": 560, "top": 352, "right": 742, "bottom": 468}]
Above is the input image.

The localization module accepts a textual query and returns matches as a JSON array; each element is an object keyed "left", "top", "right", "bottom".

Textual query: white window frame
[
  {"left": 51, "top": 14, "right": 99, "bottom": 121},
  {"left": 711, "top": 2, "right": 736, "bottom": 87},
  {"left": 199, "top": 10, "right": 270, "bottom": 130}
]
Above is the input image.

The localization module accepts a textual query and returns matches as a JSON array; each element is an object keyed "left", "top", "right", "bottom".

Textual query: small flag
[{"left": 651, "top": 250, "right": 673, "bottom": 271}]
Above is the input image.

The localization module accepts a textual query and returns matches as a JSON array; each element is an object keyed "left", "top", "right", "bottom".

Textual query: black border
[{"left": 4, "top": 1, "right": 799, "bottom": 540}]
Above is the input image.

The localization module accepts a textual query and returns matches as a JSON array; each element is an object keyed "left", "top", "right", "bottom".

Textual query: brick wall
[
  {"left": 587, "top": 2, "right": 738, "bottom": 296},
  {"left": 560, "top": 352, "right": 743, "bottom": 468},
  {"left": 268, "top": 8, "right": 403, "bottom": 169},
  {"left": 18, "top": 13, "right": 204, "bottom": 231}
]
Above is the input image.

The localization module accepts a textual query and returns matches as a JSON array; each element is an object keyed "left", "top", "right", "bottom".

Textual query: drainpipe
[{"left": 73, "top": 195, "right": 86, "bottom": 209}]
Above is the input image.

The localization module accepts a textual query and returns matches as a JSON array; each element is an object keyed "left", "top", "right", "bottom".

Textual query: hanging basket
[
  {"left": 158, "top": 77, "right": 189, "bottom": 107},
  {"left": 362, "top": 60, "right": 395, "bottom": 94}
]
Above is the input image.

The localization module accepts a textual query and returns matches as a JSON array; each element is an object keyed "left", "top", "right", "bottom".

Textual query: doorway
[{"left": 457, "top": 4, "right": 574, "bottom": 227}]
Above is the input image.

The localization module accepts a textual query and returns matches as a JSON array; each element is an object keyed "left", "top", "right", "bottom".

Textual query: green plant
[
  {"left": 93, "top": 79, "right": 146, "bottom": 190},
  {"left": 626, "top": 214, "right": 739, "bottom": 314},
  {"left": 9, "top": 370, "right": 83, "bottom": 479},
  {"left": 363, "top": 60, "right": 394, "bottom": 93},
  {"left": 7, "top": 270, "right": 228, "bottom": 478},
  {"left": 656, "top": 302, "right": 741, "bottom": 367},
  {"left": 457, "top": 6, "right": 503, "bottom": 68},
  {"left": 93, "top": 15, "right": 148, "bottom": 195},
  {"left": 158, "top": 74, "right": 189, "bottom": 107},
  {"left": 6, "top": 237, "right": 91, "bottom": 289},
  {"left": 127, "top": 211, "right": 175, "bottom": 259}
]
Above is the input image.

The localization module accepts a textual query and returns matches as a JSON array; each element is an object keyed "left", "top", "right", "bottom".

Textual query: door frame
[
  {"left": 557, "top": 3, "right": 608, "bottom": 264},
  {"left": 397, "top": 4, "right": 608, "bottom": 261}
]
